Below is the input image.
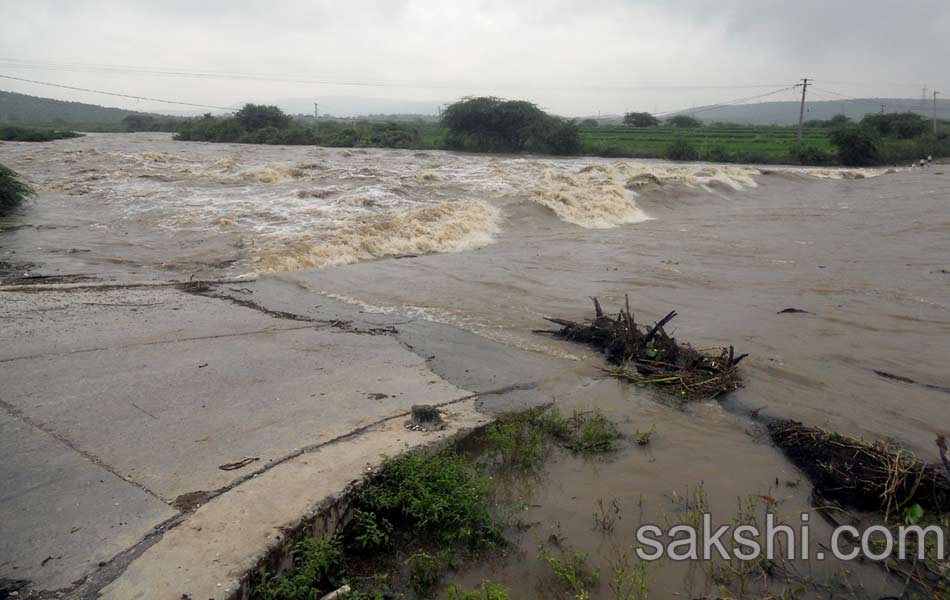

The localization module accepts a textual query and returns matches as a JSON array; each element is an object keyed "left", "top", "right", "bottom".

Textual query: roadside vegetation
[
  {"left": 0, "top": 163, "right": 34, "bottom": 216},
  {"left": 1, "top": 125, "right": 82, "bottom": 142},
  {"left": 250, "top": 407, "right": 624, "bottom": 600}
]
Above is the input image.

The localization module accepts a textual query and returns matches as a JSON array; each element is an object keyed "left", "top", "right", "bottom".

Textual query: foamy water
[{"left": 0, "top": 132, "right": 895, "bottom": 279}]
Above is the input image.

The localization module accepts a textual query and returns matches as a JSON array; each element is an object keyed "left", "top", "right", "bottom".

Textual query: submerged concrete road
[{"left": 0, "top": 277, "right": 568, "bottom": 599}]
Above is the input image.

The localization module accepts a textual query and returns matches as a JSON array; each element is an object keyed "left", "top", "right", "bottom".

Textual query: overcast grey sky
[{"left": 1, "top": 0, "right": 948, "bottom": 116}]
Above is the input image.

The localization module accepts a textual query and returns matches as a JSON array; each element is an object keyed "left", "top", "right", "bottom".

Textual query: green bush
[
  {"left": 355, "top": 450, "right": 500, "bottom": 548},
  {"left": 794, "top": 145, "right": 836, "bottom": 165},
  {"left": 861, "top": 112, "right": 928, "bottom": 139},
  {"left": 442, "top": 96, "right": 579, "bottom": 155},
  {"left": 253, "top": 535, "right": 345, "bottom": 600},
  {"left": 623, "top": 112, "right": 660, "bottom": 127},
  {"left": 537, "top": 118, "right": 581, "bottom": 155},
  {"left": 666, "top": 137, "right": 700, "bottom": 161},
  {"left": 829, "top": 124, "right": 881, "bottom": 166},
  {"left": 1, "top": 125, "right": 81, "bottom": 142},
  {"left": 666, "top": 115, "right": 702, "bottom": 128},
  {"left": 235, "top": 104, "right": 292, "bottom": 130},
  {"left": 0, "top": 163, "right": 34, "bottom": 216},
  {"left": 702, "top": 145, "right": 734, "bottom": 163}
]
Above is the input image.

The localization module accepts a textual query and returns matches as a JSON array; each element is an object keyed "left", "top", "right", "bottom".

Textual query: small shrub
[
  {"left": 829, "top": 124, "right": 882, "bottom": 166},
  {"left": 563, "top": 411, "right": 622, "bottom": 453},
  {"left": 794, "top": 145, "right": 835, "bottom": 165},
  {"left": 356, "top": 450, "right": 500, "bottom": 548},
  {"left": 665, "top": 138, "right": 699, "bottom": 161},
  {"left": 592, "top": 498, "right": 621, "bottom": 533},
  {"left": 0, "top": 163, "right": 35, "bottom": 216},
  {"left": 446, "top": 580, "right": 511, "bottom": 600},
  {"left": 665, "top": 115, "right": 702, "bottom": 128},
  {"left": 539, "top": 543, "right": 600, "bottom": 598},
  {"left": 486, "top": 411, "right": 548, "bottom": 469},
  {"left": 702, "top": 145, "right": 734, "bottom": 163},
  {"left": 406, "top": 551, "right": 445, "bottom": 596},
  {"left": 253, "top": 535, "right": 345, "bottom": 600},
  {"left": 349, "top": 508, "right": 392, "bottom": 551},
  {"left": 609, "top": 550, "right": 650, "bottom": 600},
  {"left": 634, "top": 426, "right": 655, "bottom": 446}
]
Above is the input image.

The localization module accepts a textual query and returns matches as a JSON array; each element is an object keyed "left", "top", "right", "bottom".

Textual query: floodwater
[{"left": 2, "top": 133, "right": 948, "bottom": 597}]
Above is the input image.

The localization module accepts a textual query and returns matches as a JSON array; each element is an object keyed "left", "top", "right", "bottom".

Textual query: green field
[
  {"left": 402, "top": 123, "right": 836, "bottom": 164},
  {"left": 578, "top": 125, "right": 834, "bottom": 163}
]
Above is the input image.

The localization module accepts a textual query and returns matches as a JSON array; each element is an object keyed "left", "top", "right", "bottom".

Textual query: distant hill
[
  {"left": 674, "top": 98, "right": 950, "bottom": 126},
  {"left": 273, "top": 95, "right": 444, "bottom": 118},
  {"left": 0, "top": 90, "right": 178, "bottom": 129}
]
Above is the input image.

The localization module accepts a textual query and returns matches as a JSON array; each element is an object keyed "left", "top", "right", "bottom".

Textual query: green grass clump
[
  {"left": 538, "top": 544, "right": 600, "bottom": 600},
  {"left": 485, "top": 409, "right": 552, "bottom": 469},
  {"left": 558, "top": 411, "right": 622, "bottom": 454},
  {"left": 1, "top": 163, "right": 34, "bottom": 216},
  {"left": 356, "top": 449, "right": 501, "bottom": 549},
  {"left": 485, "top": 409, "right": 622, "bottom": 467},
  {"left": 446, "top": 580, "right": 511, "bottom": 600},
  {"left": 253, "top": 535, "right": 346, "bottom": 600}
]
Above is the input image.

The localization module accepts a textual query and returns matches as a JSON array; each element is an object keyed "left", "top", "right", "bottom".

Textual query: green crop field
[
  {"left": 406, "top": 124, "right": 834, "bottom": 163},
  {"left": 578, "top": 126, "right": 833, "bottom": 163}
]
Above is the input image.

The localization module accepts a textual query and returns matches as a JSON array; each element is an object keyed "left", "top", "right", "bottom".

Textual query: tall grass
[{"left": 0, "top": 163, "right": 34, "bottom": 216}]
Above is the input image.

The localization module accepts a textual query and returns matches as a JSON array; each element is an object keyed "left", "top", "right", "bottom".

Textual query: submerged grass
[
  {"left": 538, "top": 543, "right": 601, "bottom": 600},
  {"left": 484, "top": 407, "right": 623, "bottom": 469}
]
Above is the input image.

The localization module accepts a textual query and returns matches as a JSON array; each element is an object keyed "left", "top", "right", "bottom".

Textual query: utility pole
[
  {"left": 880, "top": 104, "right": 886, "bottom": 114},
  {"left": 935, "top": 91, "right": 940, "bottom": 135},
  {"left": 796, "top": 78, "right": 809, "bottom": 150},
  {"left": 313, "top": 102, "right": 319, "bottom": 120}
]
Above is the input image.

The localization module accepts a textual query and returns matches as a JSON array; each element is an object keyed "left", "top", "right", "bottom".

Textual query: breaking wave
[
  {"left": 240, "top": 164, "right": 310, "bottom": 183},
  {"left": 253, "top": 200, "right": 501, "bottom": 273},
  {"left": 522, "top": 162, "right": 762, "bottom": 228}
]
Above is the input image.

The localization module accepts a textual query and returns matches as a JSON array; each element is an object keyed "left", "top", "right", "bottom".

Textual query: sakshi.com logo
[{"left": 633, "top": 512, "right": 946, "bottom": 562}]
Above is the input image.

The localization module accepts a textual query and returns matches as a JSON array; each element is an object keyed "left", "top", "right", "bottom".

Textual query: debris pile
[
  {"left": 539, "top": 297, "right": 745, "bottom": 401},
  {"left": 768, "top": 420, "right": 950, "bottom": 517}
]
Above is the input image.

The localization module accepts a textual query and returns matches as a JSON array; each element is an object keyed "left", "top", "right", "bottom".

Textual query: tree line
[{"left": 168, "top": 101, "right": 947, "bottom": 166}]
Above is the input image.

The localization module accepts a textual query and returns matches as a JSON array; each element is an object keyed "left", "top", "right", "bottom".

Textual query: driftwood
[
  {"left": 769, "top": 420, "right": 950, "bottom": 517},
  {"left": 538, "top": 296, "right": 745, "bottom": 401}
]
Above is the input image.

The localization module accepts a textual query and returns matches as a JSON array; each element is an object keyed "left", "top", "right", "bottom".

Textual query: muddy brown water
[{"left": 2, "top": 133, "right": 948, "bottom": 598}]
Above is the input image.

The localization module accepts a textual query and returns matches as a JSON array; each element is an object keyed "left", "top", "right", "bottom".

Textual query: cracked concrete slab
[
  {"left": 0, "top": 284, "right": 473, "bottom": 595},
  {"left": 0, "top": 286, "right": 297, "bottom": 361},
  {"left": 98, "top": 399, "right": 489, "bottom": 600},
  {"left": 0, "top": 410, "right": 176, "bottom": 591}
]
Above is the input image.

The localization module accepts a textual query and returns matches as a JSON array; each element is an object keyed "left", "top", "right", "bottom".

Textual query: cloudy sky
[{"left": 1, "top": 0, "right": 948, "bottom": 116}]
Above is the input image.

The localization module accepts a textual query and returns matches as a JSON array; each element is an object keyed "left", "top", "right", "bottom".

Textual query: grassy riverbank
[{"left": 1, "top": 125, "right": 82, "bottom": 142}]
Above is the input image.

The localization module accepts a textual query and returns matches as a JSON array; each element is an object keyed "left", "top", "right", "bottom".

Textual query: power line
[
  {"left": 654, "top": 85, "right": 797, "bottom": 117},
  {"left": 0, "top": 74, "right": 236, "bottom": 111},
  {"left": 0, "top": 57, "right": 794, "bottom": 92},
  {"left": 806, "top": 85, "right": 950, "bottom": 114}
]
